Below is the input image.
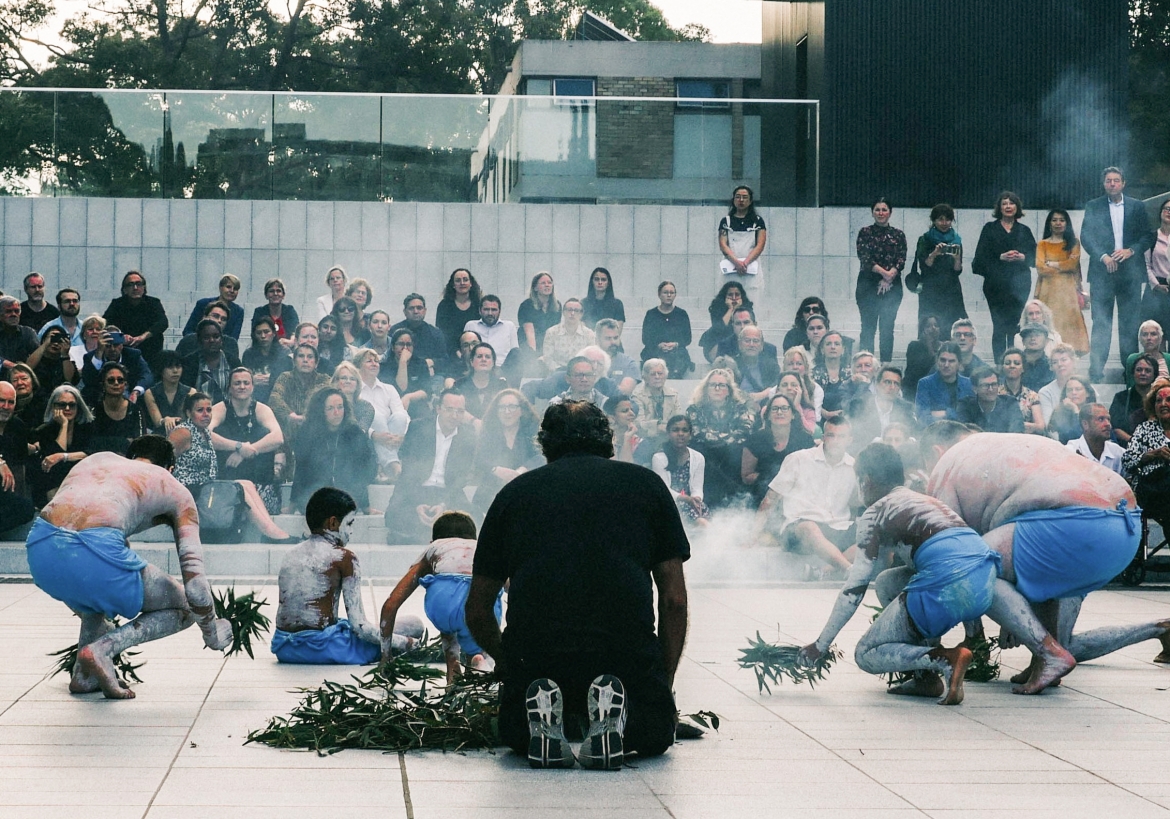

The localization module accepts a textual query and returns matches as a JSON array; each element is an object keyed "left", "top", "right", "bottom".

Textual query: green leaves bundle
[
  {"left": 247, "top": 638, "right": 501, "bottom": 755},
  {"left": 962, "top": 634, "right": 1001, "bottom": 683},
  {"left": 738, "top": 632, "right": 841, "bottom": 694},
  {"left": 213, "top": 588, "right": 271, "bottom": 659}
]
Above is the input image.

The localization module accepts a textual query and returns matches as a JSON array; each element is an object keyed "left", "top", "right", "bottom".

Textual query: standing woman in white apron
[{"left": 718, "top": 186, "right": 767, "bottom": 287}]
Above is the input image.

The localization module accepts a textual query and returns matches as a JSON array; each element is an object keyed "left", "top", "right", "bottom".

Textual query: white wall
[{"left": 2, "top": 197, "right": 1070, "bottom": 353}]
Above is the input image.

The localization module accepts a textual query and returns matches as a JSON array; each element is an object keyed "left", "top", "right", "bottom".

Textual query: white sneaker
[{"left": 578, "top": 674, "right": 627, "bottom": 770}]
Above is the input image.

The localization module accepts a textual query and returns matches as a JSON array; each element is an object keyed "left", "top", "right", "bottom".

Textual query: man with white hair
[{"left": 0, "top": 295, "right": 43, "bottom": 376}]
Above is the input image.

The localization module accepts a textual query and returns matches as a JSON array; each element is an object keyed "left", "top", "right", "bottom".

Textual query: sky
[{"left": 654, "top": 0, "right": 762, "bottom": 43}]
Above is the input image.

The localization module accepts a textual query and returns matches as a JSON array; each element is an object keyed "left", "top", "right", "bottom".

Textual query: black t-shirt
[
  {"left": 474, "top": 453, "right": 690, "bottom": 664},
  {"left": 517, "top": 300, "right": 561, "bottom": 351},
  {"left": 0, "top": 417, "right": 29, "bottom": 465}
]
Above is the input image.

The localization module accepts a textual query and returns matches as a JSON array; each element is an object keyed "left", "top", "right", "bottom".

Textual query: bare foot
[
  {"left": 930, "top": 646, "right": 972, "bottom": 705},
  {"left": 1009, "top": 659, "right": 1062, "bottom": 688},
  {"left": 1012, "top": 636, "right": 1076, "bottom": 695},
  {"left": 76, "top": 646, "right": 135, "bottom": 700},
  {"left": 887, "top": 671, "right": 944, "bottom": 698},
  {"left": 68, "top": 669, "right": 102, "bottom": 694},
  {"left": 1153, "top": 622, "right": 1170, "bottom": 663}
]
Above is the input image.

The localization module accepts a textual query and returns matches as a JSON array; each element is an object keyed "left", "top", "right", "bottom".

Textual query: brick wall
[{"left": 596, "top": 78, "right": 675, "bottom": 180}]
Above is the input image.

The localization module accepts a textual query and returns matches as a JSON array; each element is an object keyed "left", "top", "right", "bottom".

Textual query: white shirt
[
  {"left": 316, "top": 294, "right": 336, "bottom": 319},
  {"left": 423, "top": 419, "right": 460, "bottom": 488},
  {"left": 1037, "top": 380, "right": 1063, "bottom": 425},
  {"left": 651, "top": 448, "right": 706, "bottom": 501},
  {"left": 767, "top": 445, "right": 857, "bottom": 532},
  {"left": 1110, "top": 198, "right": 1126, "bottom": 252},
  {"left": 465, "top": 318, "right": 519, "bottom": 363},
  {"left": 1066, "top": 436, "right": 1126, "bottom": 475}
]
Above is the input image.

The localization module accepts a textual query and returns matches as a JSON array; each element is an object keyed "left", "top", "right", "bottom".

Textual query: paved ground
[{"left": 5, "top": 578, "right": 1170, "bottom": 819}]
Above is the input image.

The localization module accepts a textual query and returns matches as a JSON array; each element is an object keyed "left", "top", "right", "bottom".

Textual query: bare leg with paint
[
  {"left": 983, "top": 580, "right": 1076, "bottom": 694},
  {"left": 1049, "top": 595, "right": 1170, "bottom": 665},
  {"left": 77, "top": 564, "right": 203, "bottom": 700},
  {"left": 70, "top": 613, "right": 113, "bottom": 694},
  {"left": 854, "top": 596, "right": 972, "bottom": 705}
]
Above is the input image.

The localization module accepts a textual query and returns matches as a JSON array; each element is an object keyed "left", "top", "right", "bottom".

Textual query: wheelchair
[{"left": 1119, "top": 510, "right": 1170, "bottom": 587}]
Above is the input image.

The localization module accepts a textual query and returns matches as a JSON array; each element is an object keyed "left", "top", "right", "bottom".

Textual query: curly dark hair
[
  {"left": 537, "top": 400, "right": 614, "bottom": 461},
  {"left": 442, "top": 268, "right": 483, "bottom": 306}
]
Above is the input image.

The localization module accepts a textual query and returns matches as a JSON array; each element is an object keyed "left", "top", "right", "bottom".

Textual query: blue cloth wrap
[
  {"left": 270, "top": 619, "right": 380, "bottom": 665},
  {"left": 904, "top": 527, "right": 1001, "bottom": 640},
  {"left": 1009, "top": 502, "right": 1140, "bottom": 603},
  {"left": 420, "top": 573, "right": 502, "bottom": 657},
  {"left": 25, "top": 517, "right": 147, "bottom": 619}
]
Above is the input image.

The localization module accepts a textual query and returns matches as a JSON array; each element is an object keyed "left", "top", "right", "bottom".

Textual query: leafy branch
[{"left": 738, "top": 632, "right": 841, "bottom": 694}]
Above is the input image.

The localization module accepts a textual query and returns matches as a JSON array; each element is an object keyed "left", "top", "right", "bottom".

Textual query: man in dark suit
[
  {"left": 1081, "top": 166, "right": 1154, "bottom": 381},
  {"left": 847, "top": 365, "right": 917, "bottom": 453},
  {"left": 384, "top": 389, "right": 477, "bottom": 544}
]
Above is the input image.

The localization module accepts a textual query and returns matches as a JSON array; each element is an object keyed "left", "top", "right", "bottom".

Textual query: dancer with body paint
[
  {"left": 271, "top": 487, "right": 421, "bottom": 664},
  {"left": 25, "top": 438, "right": 233, "bottom": 700},
  {"left": 800, "top": 443, "right": 1075, "bottom": 703},
  {"left": 379, "top": 510, "right": 501, "bottom": 683},
  {"left": 923, "top": 423, "right": 1170, "bottom": 688}
]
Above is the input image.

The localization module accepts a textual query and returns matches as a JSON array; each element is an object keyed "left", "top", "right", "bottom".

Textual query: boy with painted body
[
  {"left": 272, "top": 487, "right": 418, "bottom": 663},
  {"left": 26, "top": 442, "right": 233, "bottom": 700},
  {"left": 924, "top": 426, "right": 1170, "bottom": 686},
  {"left": 801, "top": 443, "right": 1076, "bottom": 702},
  {"left": 379, "top": 511, "right": 500, "bottom": 683}
]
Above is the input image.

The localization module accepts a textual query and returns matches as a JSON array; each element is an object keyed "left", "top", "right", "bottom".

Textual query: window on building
[{"left": 676, "top": 80, "right": 731, "bottom": 109}]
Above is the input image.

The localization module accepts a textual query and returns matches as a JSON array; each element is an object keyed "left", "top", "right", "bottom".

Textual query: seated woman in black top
[
  {"left": 10, "top": 363, "right": 47, "bottom": 429},
  {"left": 250, "top": 277, "right": 300, "bottom": 347},
  {"left": 291, "top": 387, "right": 378, "bottom": 514},
  {"left": 700, "top": 281, "right": 753, "bottom": 363},
  {"left": 782, "top": 297, "right": 827, "bottom": 353},
  {"left": 241, "top": 317, "right": 292, "bottom": 404},
  {"left": 581, "top": 266, "right": 626, "bottom": 328},
  {"left": 435, "top": 268, "right": 482, "bottom": 356},
  {"left": 30, "top": 384, "right": 93, "bottom": 507},
  {"left": 741, "top": 392, "right": 815, "bottom": 507},
  {"left": 641, "top": 280, "right": 693, "bottom": 378},
  {"left": 472, "top": 388, "right": 543, "bottom": 515},
  {"left": 144, "top": 350, "right": 196, "bottom": 435},
  {"left": 89, "top": 361, "right": 148, "bottom": 454},
  {"left": 452, "top": 343, "right": 508, "bottom": 420},
  {"left": 209, "top": 367, "right": 286, "bottom": 516},
  {"left": 315, "top": 313, "right": 351, "bottom": 377},
  {"left": 517, "top": 271, "right": 561, "bottom": 356},
  {"left": 386, "top": 327, "right": 435, "bottom": 417}
]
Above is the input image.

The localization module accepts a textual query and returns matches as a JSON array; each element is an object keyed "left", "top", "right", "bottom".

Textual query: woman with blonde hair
[
  {"left": 782, "top": 345, "right": 824, "bottom": 419},
  {"left": 1014, "top": 298, "right": 1062, "bottom": 355},
  {"left": 686, "top": 367, "right": 755, "bottom": 508},
  {"left": 330, "top": 360, "right": 375, "bottom": 433},
  {"left": 316, "top": 265, "right": 348, "bottom": 319}
]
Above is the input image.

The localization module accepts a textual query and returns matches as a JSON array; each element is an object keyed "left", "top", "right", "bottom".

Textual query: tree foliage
[
  {"left": 0, "top": 0, "right": 708, "bottom": 93},
  {"left": 1129, "top": 0, "right": 1170, "bottom": 189}
]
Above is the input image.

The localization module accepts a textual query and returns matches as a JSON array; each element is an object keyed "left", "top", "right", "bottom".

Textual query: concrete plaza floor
[{"left": 5, "top": 578, "right": 1170, "bottom": 819}]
